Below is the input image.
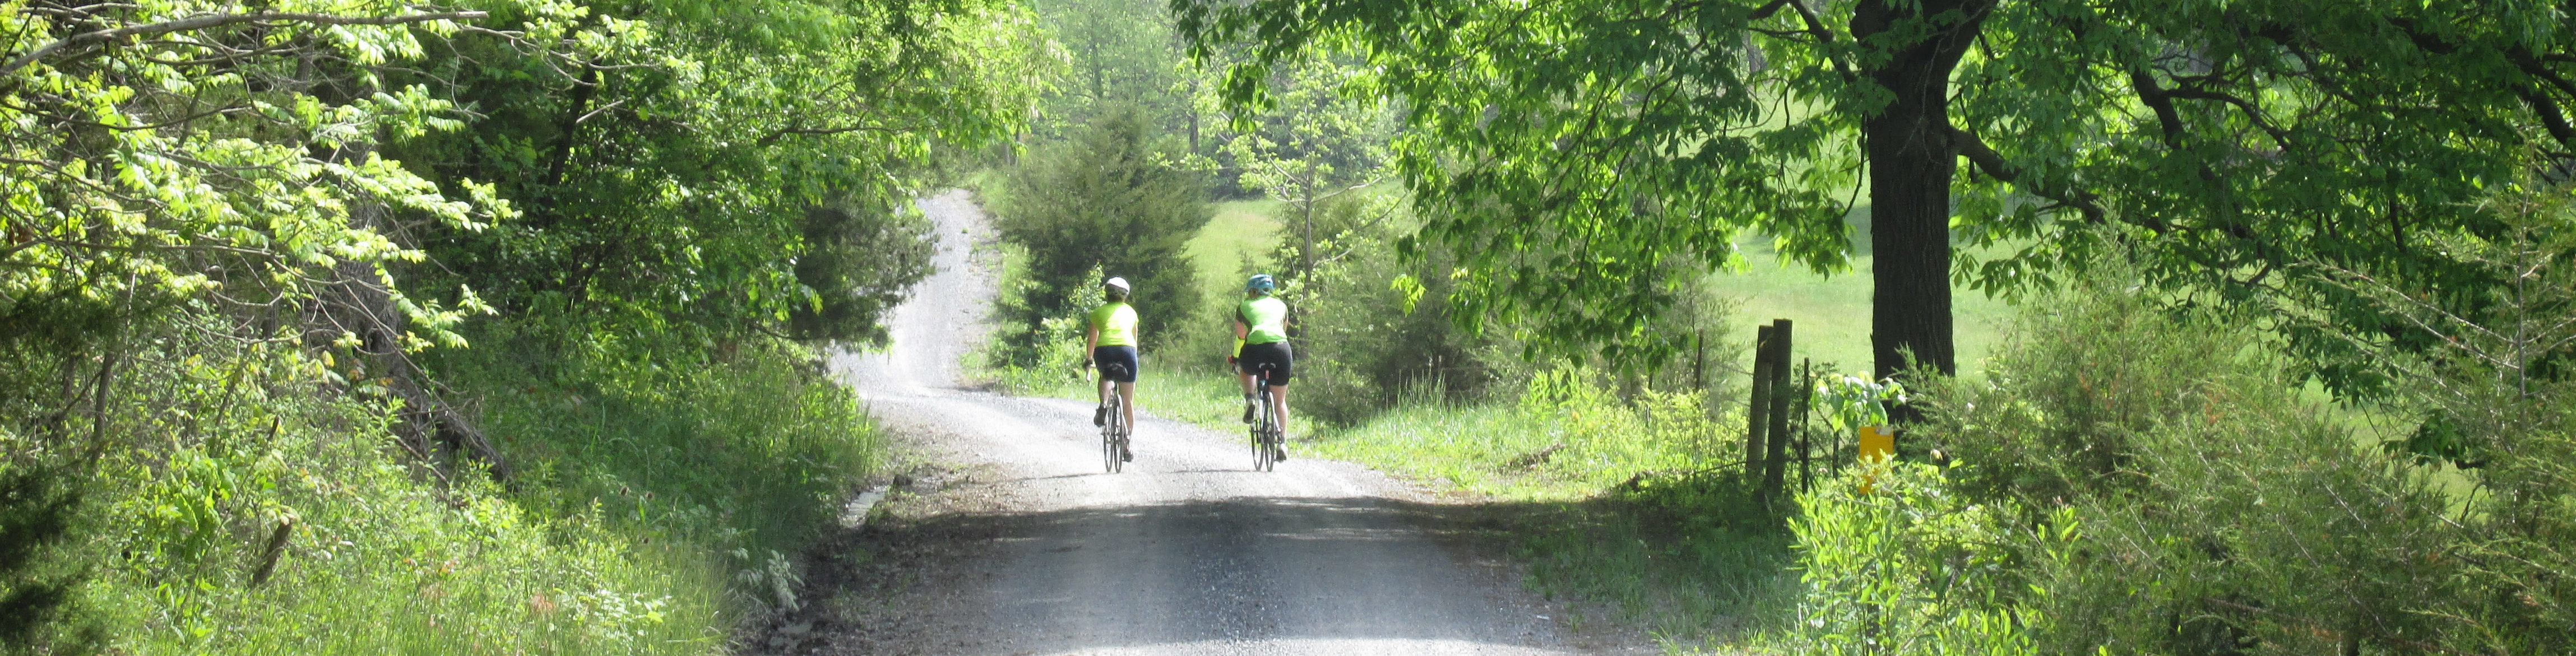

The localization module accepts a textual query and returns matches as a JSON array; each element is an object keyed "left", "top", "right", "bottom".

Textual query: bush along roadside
[{"left": 1774, "top": 260, "right": 2573, "bottom": 653}]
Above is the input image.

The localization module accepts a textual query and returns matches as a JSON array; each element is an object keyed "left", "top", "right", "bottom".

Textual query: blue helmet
[{"left": 1245, "top": 273, "right": 1276, "bottom": 294}]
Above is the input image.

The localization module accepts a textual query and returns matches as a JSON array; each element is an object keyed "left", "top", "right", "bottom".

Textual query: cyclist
[
  {"left": 1232, "top": 273, "right": 1292, "bottom": 461},
  {"left": 1086, "top": 276, "right": 1138, "bottom": 462}
]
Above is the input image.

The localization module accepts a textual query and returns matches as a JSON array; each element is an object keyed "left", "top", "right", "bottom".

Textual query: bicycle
[
  {"left": 1097, "top": 361, "right": 1131, "bottom": 473},
  {"left": 1247, "top": 362, "right": 1282, "bottom": 472}
]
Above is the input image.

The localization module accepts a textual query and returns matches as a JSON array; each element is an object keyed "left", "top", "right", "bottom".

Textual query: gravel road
[{"left": 767, "top": 190, "right": 1584, "bottom": 655}]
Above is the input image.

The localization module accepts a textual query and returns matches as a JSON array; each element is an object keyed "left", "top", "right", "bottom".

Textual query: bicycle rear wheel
[
  {"left": 1250, "top": 391, "right": 1275, "bottom": 472},
  {"left": 1103, "top": 395, "right": 1124, "bottom": 473}
]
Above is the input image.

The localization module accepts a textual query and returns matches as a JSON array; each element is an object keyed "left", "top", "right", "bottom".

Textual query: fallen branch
[
  {"left": 2203, "top": 597, "right": 2475, "bottom": 656},
  {"left": 249, "top": 518, "right": 295, "bottom": 586}
]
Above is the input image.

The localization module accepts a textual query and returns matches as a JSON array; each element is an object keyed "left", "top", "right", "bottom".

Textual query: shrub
[
  {"left": 1263, "top": 191, "right": 1741, "bottom": 427},
  {"left": 2304, "top": 185, "right": 2576, "bottom": 653},
  {"left": 1782, "top": 275, "right": 2489, "bottom": 653},
  {"left": 0, "top": 304, "right": 882, "bottom": 653},
  {"left": 789, "top": 199, "right": 938, "bottom": 345},
  {"left": 1777, "top": 459, "right": 2042, "bottom": 655}
]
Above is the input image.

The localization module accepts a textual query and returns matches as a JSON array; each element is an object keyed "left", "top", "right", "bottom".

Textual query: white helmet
[{"left": 1104, "top": 276, "right": 1131, "bottom": 294}]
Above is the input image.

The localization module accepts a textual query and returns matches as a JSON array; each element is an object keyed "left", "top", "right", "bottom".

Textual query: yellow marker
[{"left": 1856, "top": 425, "right": 1893, "bottom": 494}]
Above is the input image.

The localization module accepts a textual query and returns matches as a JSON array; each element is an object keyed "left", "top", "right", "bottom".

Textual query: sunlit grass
[
  {"left": 87, "top": 336, "right": 874, "bottom": 654},
  {"left": 1301, "top": 379, "right": 1794, "bottom": 650},
  {"left": 1190, "top": 199, "right": 1284, "bottom": 291}
]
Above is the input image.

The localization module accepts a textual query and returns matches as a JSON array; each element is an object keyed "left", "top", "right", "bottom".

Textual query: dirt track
[{"left": 760, "top": 190, "right": 1589, "bottom": 655}]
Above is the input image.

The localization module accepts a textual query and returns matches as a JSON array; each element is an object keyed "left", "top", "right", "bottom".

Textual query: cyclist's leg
[
  {"left": 1268, "top": 384, "right": 1289, "bottom": 433},
  {"left": 1263, "top": 344, "right": 1293, "bottom": 458},
  {"left": 1237, "top": 361, "right": 1259, "bottom": 423},
  {"left": 1097, "top": 346, "right": 1141, "bottom": 441},
  {"left": 1116, "top": 381, "right": 1137, "bottom": 433}
]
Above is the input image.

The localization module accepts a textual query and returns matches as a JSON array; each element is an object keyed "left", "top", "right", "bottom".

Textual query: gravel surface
[{"left": 756, "top": 190, "right": 1600, "bottom": 656}]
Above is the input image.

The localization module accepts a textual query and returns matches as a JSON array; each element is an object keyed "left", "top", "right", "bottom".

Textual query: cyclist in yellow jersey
[
  {"left": 1233, "top": 273, "right": 1292, "bottom": 460},
  {"left": 1086, "top": 277, "right": 1139, "bottom": 462}
]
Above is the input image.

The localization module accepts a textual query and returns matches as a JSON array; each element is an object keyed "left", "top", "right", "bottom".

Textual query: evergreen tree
[{"left": 996, "top": 108, "right": 1212, "bottom": 350}]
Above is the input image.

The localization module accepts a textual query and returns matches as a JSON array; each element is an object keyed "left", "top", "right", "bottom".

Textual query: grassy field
[
  {"left": 1304, "top": 394, "right": 1796, "bottom": 647},
  {"left": 1716, "top": 226, "right": 2019, "bottom": 378},
  {"left": 1190, "top": 199, "right": 1286, "bottom": 289}
]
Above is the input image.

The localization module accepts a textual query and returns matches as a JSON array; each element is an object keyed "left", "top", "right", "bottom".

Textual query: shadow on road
[{"left": 770, "top": 495, "right": 1570, "bottom": 655}]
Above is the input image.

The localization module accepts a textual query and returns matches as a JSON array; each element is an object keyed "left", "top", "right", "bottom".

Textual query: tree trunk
[
  {"left": 1188, "top": 77, "right": 1203, "bottom": 156},
  {"left": 1853, "top": 0, "right": 1989, "bottom": 381}
]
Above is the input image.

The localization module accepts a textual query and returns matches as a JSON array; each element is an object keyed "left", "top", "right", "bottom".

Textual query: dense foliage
[
  {"left": 1176, "top": 0, "right": 2576, "bottom": 388},
  {"left": 1031, "top": 0, "right": 1198, "bottom": 142},
  {"left": 1, "top": 0, "right": 1045, "bottom": 651},
  {"left": 1785, "top": 234, "right": 2575, "bottom": 653},
  {"left": 387, "top": 0, "right": 1049, "bottom": 342}
]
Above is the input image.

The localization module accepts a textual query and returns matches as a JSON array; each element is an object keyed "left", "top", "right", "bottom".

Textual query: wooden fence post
[
  {"left": 1797, "top": 357, "right": 1814, "bottom": 493},
  {"left": 1761, "top": 320, "right": 1794, "bottom": 501},
  {"left": 1744, "top": 324, "right": 1776, "bottom": 476}
]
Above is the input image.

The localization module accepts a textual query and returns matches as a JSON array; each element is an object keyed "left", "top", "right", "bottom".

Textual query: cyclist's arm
[{"left": 1085, "top": 323, "right": 1100, "bottom": 366}]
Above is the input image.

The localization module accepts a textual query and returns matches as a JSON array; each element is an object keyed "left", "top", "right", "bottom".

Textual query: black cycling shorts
[
  {"left": 1236, "top": 341, "right": 1292, "bottom": 386},
  {"left": 1092, "top": 346, "right": 1138, "bottom": 383}
]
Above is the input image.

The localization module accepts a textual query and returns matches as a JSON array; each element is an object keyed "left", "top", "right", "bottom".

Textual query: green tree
[
  {"left": 3, "top": 3, "right": 536, "bottom": 646},
  {"left": 1176, "top": 0, "right": 2576, "bottom": 389},
  {"left": 994, "top": 108, "right": 1212, "bottom": 350},
  {"left": 1036, "top": 0, "right": 1191, "bottom": 136},
  {"left": 1221, "top": 57, "right": 1393, "bottom": 285}
]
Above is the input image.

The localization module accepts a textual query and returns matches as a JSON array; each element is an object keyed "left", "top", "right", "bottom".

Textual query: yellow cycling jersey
[
  {"left": 1090, "top": 301, "right": 1138, "bottom": 347},
  {"left": 1237, "top": 296, "right": 1288, "bottom": 345}
]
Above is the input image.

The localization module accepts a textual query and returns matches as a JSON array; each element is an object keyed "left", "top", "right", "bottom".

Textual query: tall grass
[
  {"left": 1296, "top": 369, "right": 1797, "bottom": 648},
  {"left": 9, "top": 319, "right": 878, "bottom": 654}
]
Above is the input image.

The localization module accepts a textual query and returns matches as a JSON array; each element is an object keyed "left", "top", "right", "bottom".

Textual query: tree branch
[
  {"left": 4, "top": 10, "right": 488, "bottom": 77},
  {"left": 755, "top": 123, "right": 904, "bottom": 147},
  {"left": 1949, "top": 125, "right": 2105, "bottom": 222},
  {"left": 2518, "top": 87, "right": 2576, "bottom": 151},
  {"left": 1784, "top": 0, "right": 1856, "bottom": 81},
  {"left": 1747, "top": 0, "right": 1796, "bottom": 21},
  {"left": 2160, "top": 86, "right": 2293, "bottom": 147},
  {"left": 2129, "top": 69, "right": 2187, "bottom": 147}
]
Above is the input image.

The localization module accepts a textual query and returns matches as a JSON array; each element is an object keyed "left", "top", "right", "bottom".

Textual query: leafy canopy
[{"left": 1178, "top": 0, "right": 2576, "bottom": 389}]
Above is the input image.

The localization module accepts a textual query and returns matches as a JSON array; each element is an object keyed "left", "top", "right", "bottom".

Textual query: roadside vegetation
[{"left": 2, "top": 1, "right": 1046, "bottom": 653}]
